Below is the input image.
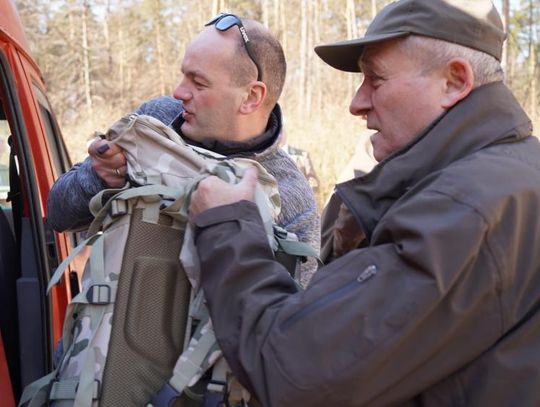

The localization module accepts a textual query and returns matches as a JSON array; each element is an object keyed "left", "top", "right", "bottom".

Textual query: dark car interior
[{"left": 0, "top": 49, "right": 70, "bottom": 400}]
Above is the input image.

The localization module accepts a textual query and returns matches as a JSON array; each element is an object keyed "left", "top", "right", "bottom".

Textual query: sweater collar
[
  {"left": 170, "top": 104, "right": 283, "bottom": 157},
  {"left": 337, "top": 81, "right": 532, "bottom": 241}
]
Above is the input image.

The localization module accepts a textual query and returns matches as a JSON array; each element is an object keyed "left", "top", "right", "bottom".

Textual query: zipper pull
[{"left": 357, "top": 264, "right": 377, "bottom": 283}]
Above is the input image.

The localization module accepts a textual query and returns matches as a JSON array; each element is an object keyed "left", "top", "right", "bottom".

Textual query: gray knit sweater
[{"left": 47, "top": 96, "right": 320, "bottom": 285}]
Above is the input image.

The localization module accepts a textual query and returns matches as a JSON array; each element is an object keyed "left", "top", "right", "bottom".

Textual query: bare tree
[
  {"left": 298, "top": 0, "right": 308, "bottom": 116},
  {"left": 527, "top": 0, "right": 537, "bottom": 120},
  {"left": 346, "top": 0, "right": 358, "bottom": 39},
  {"left": 212, "top": 0, "right": 227, "bottom": 15},
  {"left": 262, "top": 0, "right": 269, "bottom": 27},
  {"left": 82, "top": 0, "right": 93, "bottom": 113},
  {"left": 153, "top": 0, "right": 166, "bottom": 95},
  {"left": 502, "top": 0, "right": 510, "bottom": 73}
]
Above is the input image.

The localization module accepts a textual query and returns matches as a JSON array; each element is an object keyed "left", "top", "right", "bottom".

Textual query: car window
[{"left": 33, "top": 84, "right": 71, "bottom": 174}]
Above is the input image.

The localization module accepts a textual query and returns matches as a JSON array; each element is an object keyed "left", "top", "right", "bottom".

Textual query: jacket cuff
[{"left": 193, "top": 200, "right": 261, "bottom": 229}]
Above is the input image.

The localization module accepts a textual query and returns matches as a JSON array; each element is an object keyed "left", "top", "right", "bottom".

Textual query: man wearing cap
[{"left": 188, "top": 0, "right": 540, "bottom": 405}]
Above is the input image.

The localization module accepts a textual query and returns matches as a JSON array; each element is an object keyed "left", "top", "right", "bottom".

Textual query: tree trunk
[
  {"left": 211, "top": 0, "right": 227, "bottom": 16},
  {"left": 306, "top": 0, "right": 314, "bottom": 116},
  {"left": 262, "top": 0, "right": 269, "bottom": 27},
  {"left": 313, "top": 0, "right": 322, "bottom": 118},
  {"left": 103, "top": 0, "right": 112, "bottom": 72},
  {"left": 153, "top": 0, "right": 166, "bottom": 95},
  {"left": 528, "top": 0, "right": 537, "bottom": 120},
  {"left": 346, "top": 0, "right": 357, "bottom": 96},
  {"left": 279, "top": 0, "right": 286, "bottom": 51},
  {"left": 502, "top": 0, "right": 510, "bottom": 77},
  {"left": 346, "top": 0, "right": 357, "bottom": 39},
  {"left": 119, "top": 27, "right": 125, "bottom": 102},
  {"left": 298, "top": 0, "right": 307, "bottom": 116},
  {"left": 82, "top": 0, "right": 93, "bottom": 113},
  {"left": 273, "top": 0, "right": 279, "bottom": 35}
]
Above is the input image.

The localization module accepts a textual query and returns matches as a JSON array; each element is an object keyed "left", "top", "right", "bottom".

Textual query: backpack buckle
[
  {"left": 147, "top": 382, "right": 181, "bottom": 407},
  {"left": 86, "top": 284, "right": 112, "bottom": 304},
  {"left": 203, "top": 380, "right": 229, "bottom": 407},
  {"left": 110, "top": 199, "right": 128, "bottom": 217}
]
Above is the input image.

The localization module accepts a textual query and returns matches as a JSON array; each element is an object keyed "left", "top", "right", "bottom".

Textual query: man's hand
[
  {"left": 88, "top": 138, "right": 127, "bottom": 187},
  {"left": 190, "top": 166, "right": 258, "bottom": 217},
  {"left": 332, "top": 203, "right": 365, "bottom": 258}
]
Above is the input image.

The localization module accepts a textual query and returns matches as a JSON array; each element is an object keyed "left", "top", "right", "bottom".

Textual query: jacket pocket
[{"left": 281, "top": 264, "right": 377, "bottom": 331}]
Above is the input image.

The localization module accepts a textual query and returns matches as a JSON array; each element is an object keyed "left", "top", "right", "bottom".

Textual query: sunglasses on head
[{"left": 205, "top": 13, "right": 262, "bottom": 81}]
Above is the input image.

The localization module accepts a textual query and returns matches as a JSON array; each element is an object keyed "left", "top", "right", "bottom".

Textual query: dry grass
[{"left": 283, "top": 104, "right": 377, "bottom": 210}]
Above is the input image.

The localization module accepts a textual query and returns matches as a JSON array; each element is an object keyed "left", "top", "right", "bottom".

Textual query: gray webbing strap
[
  {"left": 47, "top": 233, "right": 101, "bottom": 293},
  {"left": 71, "top": 281, "right": 118, "bottom": 305},
  {"left": 169, "top": 318, "right": 218, "bottom": 392},
  {"left": 48, "top": 378, "right": 100, "bottom": 400},
  {"left": 87, "top": 184, "right": 183, "bottom": 235},
  {"left": 88, "top": 186, "right": 127, "bottom": 217},
  {"left": 17, "top": 371, "right": 56, "bottom": 407},
  {"left": 147, "top": 315, "right": 219, "bottom": 407},
  {"left": 276, "top": 237, "right": 319, "bottom": 259}
]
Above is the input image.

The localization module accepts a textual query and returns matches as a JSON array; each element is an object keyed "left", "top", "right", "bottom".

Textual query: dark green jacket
[{"left": 193, "top": 82, "right": 540, "bottom": 406}]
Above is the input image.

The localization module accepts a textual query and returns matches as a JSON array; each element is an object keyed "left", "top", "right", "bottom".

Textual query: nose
[
  {"left": 173, "top": 80, "right": 192, "bottom": 102},
  {"left": 349, "top": 79, "right": 371, "bottom": 117}
]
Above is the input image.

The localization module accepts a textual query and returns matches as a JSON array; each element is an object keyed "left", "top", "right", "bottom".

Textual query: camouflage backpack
[{"left": 19, "top": 114, "right": 316, "bottom": 407}]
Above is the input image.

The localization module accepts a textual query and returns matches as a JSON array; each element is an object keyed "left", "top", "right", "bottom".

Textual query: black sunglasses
[{"left": 205, "top": 13, "right": 262, "bottom": 81}]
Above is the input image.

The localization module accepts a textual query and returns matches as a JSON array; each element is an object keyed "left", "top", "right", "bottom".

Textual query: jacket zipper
[{"left": 281, "top": 265, "right": 377, "bottom": 330}]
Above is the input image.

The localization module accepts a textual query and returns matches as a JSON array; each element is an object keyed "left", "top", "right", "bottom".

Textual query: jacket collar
[
  {"left": 170, "top": 104, "right": 283, "bottom": 158},
  {"left": 337, "top": 81, "right": 532, "bottom": 241}
]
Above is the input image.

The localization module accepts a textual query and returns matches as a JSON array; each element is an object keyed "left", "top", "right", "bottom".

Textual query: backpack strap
[
  {"left": 47, "top": 233, "right": 101, "bottom": 292},
  {"left": 17, "top": 371, "right": 56, "bottom": 407},
  {"left": 19, "top": 233, "right": 111, "bottom": 405},
  {"left": 87, "top": 183, "right": 187, "bottom": 235},
  {"left": 202, "top": 357, "right": 229, "bottom": 407},
  {"left": 273, "top": 225, "right": 320, "bottom": 260},
  {"left": 148, "top": 307, "right": 219, "bottom": 407}
]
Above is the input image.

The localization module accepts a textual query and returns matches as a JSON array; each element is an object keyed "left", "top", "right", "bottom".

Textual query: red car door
[{"left": 0, "top": 1, "right": 77, "bottom": 404}]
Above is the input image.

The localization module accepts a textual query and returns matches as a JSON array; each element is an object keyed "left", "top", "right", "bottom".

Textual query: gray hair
[{"left": 399, "top": 35, "right": 504, "bottom": 87}]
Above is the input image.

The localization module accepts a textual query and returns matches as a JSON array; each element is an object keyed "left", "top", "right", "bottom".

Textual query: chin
[
  {"left": 372, "top": 146, "right": 387, "bottom": 162},
  {"left": 180, "top": 124, "right": 197, "bottom": 140}
]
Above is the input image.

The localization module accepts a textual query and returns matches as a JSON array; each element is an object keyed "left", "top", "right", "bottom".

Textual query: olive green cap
[{"left": 315, "top": 0, "right": 506, "bottom": 72}]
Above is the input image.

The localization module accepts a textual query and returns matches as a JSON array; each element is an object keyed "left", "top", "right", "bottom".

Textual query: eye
[
  {"left": 193, "top": 80, "right": 206, "bottom": 90},
  {"left": 367, "top": 74, "right": 384, "bottom": 89}
]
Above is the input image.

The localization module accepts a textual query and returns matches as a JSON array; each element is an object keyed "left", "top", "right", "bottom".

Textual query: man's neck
[
  {"left": 232, "top": 111, "right": 269, "bottom": 142},
  {"left": 179, "top": 107, "right": 279, "bottom": 157}
]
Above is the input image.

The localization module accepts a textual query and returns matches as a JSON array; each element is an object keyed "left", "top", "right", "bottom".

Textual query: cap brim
[{"left": 314, "top": 32, "right": 409, "bottom": 72}]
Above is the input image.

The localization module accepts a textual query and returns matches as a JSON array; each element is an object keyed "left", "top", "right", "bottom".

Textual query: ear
[
  {"left": 239, "top": 82, "right": 267, "bottom": 114},
  {"left": 441, "top": 58, "right": 474, "bottom": 109}
]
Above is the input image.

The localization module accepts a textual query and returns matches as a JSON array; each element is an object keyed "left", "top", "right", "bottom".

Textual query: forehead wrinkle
[
  {"left": 362, "top": 48, "right": 402, "bottom": 79},
  {"left": 359, "top": 57, "right": 382, "bottom": 76}
]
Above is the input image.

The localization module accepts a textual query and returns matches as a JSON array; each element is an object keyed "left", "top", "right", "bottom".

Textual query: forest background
[{"left": 16, "top": 0, "right": 540, "bottom": 209}]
